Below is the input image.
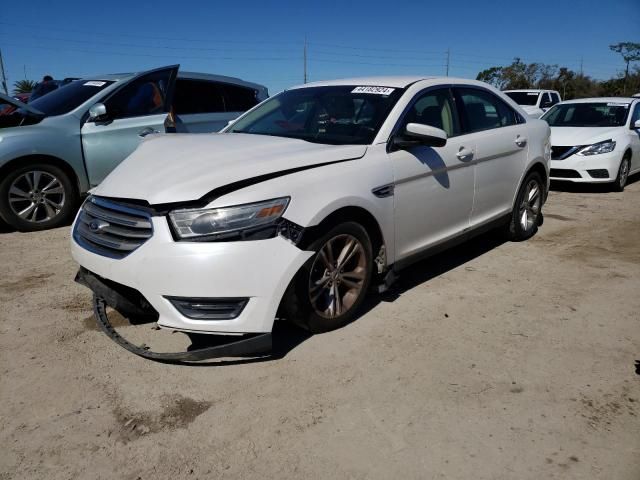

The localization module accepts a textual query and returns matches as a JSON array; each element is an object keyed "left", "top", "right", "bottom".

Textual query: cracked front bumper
[{"left": 71, "top": 215, "right": 313, "bottom": 334}]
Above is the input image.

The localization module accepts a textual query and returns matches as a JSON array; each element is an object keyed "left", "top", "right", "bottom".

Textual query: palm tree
[{"left": 13, "top": 79, "right": 37, "bottom": 94}]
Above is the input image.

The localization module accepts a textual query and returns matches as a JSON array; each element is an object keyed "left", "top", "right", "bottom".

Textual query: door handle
[
  {"left": 456, "top": 147, "right": 474, "bottom": 161},
  {"left": 138, "top": 127, "right": 160, "bottom": 138},
  {"left": 515, "top": 135, "right": 527, "bottom": 147}
]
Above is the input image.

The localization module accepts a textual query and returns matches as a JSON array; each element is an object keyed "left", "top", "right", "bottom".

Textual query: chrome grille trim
[{"left": 73, "top": 197, "right": 153, "bottom": 259}]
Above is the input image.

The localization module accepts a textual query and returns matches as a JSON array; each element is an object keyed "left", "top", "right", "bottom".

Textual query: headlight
[
  {"left": 577, "top": 140, "right": 616, "bottom": 156},
  {"left": 169, "top": 197, "right": 290, "bottom": 240}
]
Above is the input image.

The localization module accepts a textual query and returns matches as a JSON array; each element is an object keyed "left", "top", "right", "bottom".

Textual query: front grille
[
  {"left": 588, "top": 169, "right": 609, "bottom": 179},
  {"left": 73, "top": 197, "right": 153, "bottom": 259},
  {"left": 550, "top": 168, "right": 582, "bottom": 179},
  {"left": 551, "top": 145, "right": 580, "bottom": 160}
]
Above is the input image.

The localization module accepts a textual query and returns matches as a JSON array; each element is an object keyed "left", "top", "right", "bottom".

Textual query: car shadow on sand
[
  {"left": 186, "top": 229, "right": 507, "bottom": 367},
  {"left": 0, "top": 220, "right": 15, "bottom": 233}
]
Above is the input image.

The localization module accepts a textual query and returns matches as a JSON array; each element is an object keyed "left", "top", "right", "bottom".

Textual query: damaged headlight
[
  {"left": 577, "top": 140, "right": 616, "bottom": 156},
  {"left": 169, "top": 197, "right": 290, "bottom": 240}
]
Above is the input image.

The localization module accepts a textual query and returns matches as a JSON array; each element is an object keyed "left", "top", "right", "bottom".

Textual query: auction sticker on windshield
[
  {"left": 352, "top": 86, "right": 395, "bottom": 95},
  {"left": 84, "top": 81, "right": 107, "bottom": 87}
]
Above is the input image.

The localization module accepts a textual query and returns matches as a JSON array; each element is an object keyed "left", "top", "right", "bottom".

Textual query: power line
[{"left": 1, "top": 43, "right": 299, "bottom": 62}]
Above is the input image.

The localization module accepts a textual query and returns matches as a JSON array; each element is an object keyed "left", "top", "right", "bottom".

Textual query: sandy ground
[{"left": 1, "top": 178, "right": 639, "bottom": 480}]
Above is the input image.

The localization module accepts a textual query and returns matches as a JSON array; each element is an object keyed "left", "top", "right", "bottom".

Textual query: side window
[
  {"left": 173, "top": 79, "right": 225, "bottom": 115},
  {"left": 455, "top": 87, "right": 518, "bottom": 133},
  {"left": 540, "top": 92, "right": 554, "bottom": 108},
  {"left": 551, "top": 92, "right": 560, "bottom": 105},
  {"left": 630, "top": 103, "right": 640, "bottom": 127},
  {"left": 105, "top": 70, "right": 172, "bottom": 119},
  {"left": 402, "top": 88, "right": 460, "bottom": 137},
  {"left": 221, "top": 84, "right": 259, "bottom": 112}
]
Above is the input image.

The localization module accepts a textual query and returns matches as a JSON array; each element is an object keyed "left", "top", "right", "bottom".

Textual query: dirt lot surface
[{"left": 1, "top": 178, "right": 639, "bottom": 480}]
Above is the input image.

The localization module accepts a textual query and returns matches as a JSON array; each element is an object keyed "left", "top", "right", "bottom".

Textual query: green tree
[
  {"left": 609, "top": 42, "right": 640, "bottom": 94},
  {"left": 13, "top": 79, "right": 37, "bottom": 94}
]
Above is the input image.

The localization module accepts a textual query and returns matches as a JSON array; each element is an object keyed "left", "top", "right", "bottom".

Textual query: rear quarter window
[
  {"left": 222, "top": 84, "right": 259, "bottom": 112},
  {"left": 173, "top": 79, "right": 225, "bottom": 114}
]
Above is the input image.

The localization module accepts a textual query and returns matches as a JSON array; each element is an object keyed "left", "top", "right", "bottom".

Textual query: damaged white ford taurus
[{"left": 71, "top": 76, "right": 550, "bottom": 360}]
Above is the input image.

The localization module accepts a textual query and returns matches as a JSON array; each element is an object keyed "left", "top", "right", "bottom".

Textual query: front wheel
[
  {"left": 612, "top": 155, "right": 630, "bottom": 192},
  {"left": 0, "top": 163, "right": 79, "bottom": 232},
  {"left": 506, "top": 172, "right": 544, "bottom": 241},
  {"left": 281, "top": 221, "right": 373, "bottom": 333}
]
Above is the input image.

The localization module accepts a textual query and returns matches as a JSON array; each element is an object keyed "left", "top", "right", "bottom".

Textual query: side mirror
[
  {"left": 633, "top": 119, "right": 640, "bottom": 129},
  {"left": 88, "top": 103, "right": 107, "bottom": 122},
  {"left": 399, "top": 123, "right": 448, "bottom": 148}
]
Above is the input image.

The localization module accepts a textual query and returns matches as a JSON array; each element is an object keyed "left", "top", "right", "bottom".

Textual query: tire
[
  {"left": 612, "top": 155, "right": 631, "bottom": 192},
  {"left": 506, "top": 171, "right": 544, "bottom": 241},
  {"left": 0, "top": 162, "right": 79, "bottom": 232},
  {"left": 281, "top": 221, "right": 374, "bottom": 333}
]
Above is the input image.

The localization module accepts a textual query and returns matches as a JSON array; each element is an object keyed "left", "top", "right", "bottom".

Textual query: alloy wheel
[
  {"left": 519, "top": 179, "right": 542, "bottom": 232},
  {"left": 8, "top": 170, "right": 66, "bottom": 223},
  {"left": 308, "top": 234, "right": 367, "bottom": 319},
  {"left": 619, "top": 159, "right": 630, "bottom": 189}
]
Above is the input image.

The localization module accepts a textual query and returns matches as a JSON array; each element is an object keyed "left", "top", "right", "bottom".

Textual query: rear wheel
[
  {"left": 282, "top": 221, "right": 373, "bottom": 333},
  {"left": 612, "top": 155, "right": 630, "bottom": 192},
  {"left": 0, "top": 162, "right": 79, "bottom": 232},
  {"left": 506, "top": 172, "right": 544, "bottom": 241}
]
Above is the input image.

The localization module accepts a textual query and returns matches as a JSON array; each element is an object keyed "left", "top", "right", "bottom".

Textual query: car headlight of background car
[
  {"left": 169, "top": 197, "right": 290, "bottom": 240},
  {"left": 576, "top": 140, "right": 616, "bottom": 156}
]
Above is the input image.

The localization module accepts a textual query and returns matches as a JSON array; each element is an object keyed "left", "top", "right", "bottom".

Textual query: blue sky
[{"left": 1, "top": 0, "right": 639, "bottom": 94}]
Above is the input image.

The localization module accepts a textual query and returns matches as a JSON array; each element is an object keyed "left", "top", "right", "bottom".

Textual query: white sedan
[
  {"left": 542, "top": 97, "right": 640, "bottom": 191},
  {"left": 71, "top": 76, "right": 550, "bottom": 359}
]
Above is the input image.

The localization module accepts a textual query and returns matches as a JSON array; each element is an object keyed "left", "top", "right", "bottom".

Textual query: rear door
[
  {"left": 80, "top": 65, "right": 178, "bottom": 185},
  {"left": 453, "top": 86, "right": 529, "bottom": 226}
]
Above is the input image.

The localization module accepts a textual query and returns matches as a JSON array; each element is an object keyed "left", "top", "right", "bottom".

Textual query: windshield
[
  {"left": 542, "top": 102, "right": 630, "bottom": 127},
  {"left": 227, "top": 85, "right": 404, "bottom": 145},
  {"left": 504, "top": 91, "right": 540, "bottom": 106},
  {"left": 28, "top": 79, "right": 114, "bottom": 116}
]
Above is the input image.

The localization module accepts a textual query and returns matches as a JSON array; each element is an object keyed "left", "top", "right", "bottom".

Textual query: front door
[
  {"left": 81, "top": 65, "right": 178, "bottom": 185},
  {"left": 390, "top": 87, "right": 475, "bottom": 261}
]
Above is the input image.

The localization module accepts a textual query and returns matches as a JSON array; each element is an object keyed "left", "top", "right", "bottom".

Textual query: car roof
[
  {"left": 290, "top": 76, "right": 434, "bottom": 89},
  {"left": 288, "top": 76, "right": 500, "bottom": 90},
  {"left": 77, "top": 70, "right": 267, "bottom": 90},
  {"left": 559, "top": 97, "right": 638, "bottom": 104},
  {"left": 503, "top": 89, "right": 556, "bottom": 93},
  {"left": 179, "top": 71, "right": 267, "bottom": 91}
]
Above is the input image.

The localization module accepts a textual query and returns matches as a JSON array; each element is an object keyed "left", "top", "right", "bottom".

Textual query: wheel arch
[
  {"left": 513, "top": 161, "right": 548, "bottom": 208},
  {"left": 0, "top": 154, "right": 82, "bottom": 194},
  {"left": 298, "top": 205, "right": 386, "bottom": 267}
]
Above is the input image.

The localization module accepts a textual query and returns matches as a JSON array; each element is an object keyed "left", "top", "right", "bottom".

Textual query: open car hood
[{"left": 0, "top": 91, "right": 44, "bottom": 116}]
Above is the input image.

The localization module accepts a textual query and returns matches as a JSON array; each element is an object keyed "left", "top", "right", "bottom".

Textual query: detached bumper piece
[{"left": 75, "top": 268, "right": 272, "bottom": 364}]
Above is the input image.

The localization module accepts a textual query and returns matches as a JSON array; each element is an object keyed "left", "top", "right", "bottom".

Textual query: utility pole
[
  {"left": 303, "top": 36, "right": 308, "bottom": 84},
  {"left": 579, "top": 57, "right": 583, "bottom": 76},
  {"left": 445, "top": 48, "right": 450, "bottom": 76},
  {"left": 0, "top": 49, "right": 7, "bottom": 94}
]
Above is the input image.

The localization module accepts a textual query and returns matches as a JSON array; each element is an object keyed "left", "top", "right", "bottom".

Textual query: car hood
[
  {"left": 93, "top": 133, "right": 368, "bottom": 205},
  {"left": 0, "top": 91, "right": 44, "bottom": 116},
  {"left": 549, "top": 126, "right": 622, "bottom": 146}
]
